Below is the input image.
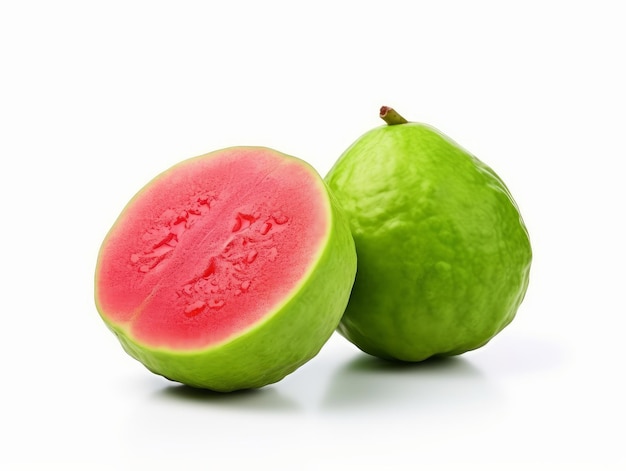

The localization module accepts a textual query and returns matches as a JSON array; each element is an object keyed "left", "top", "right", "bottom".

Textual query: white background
[{"left": 1, "top": 1, "right": 624, "bottom": 469}]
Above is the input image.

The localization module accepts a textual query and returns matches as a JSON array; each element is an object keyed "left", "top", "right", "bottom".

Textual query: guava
[
  {"left": 325, "top": 107, "right": 532, "bottom": 362},
  {"left": 95, "top": 146, "right": 356, "bottom": 391}
]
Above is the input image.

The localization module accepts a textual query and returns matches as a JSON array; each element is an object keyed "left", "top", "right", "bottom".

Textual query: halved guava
[{"left": 95, "top": 147, "right": 356, "bottom": 391}]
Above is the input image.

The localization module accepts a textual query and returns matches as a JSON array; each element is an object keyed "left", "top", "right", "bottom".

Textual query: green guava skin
[
  {"left": 95, "top": 152, "right": 357, "bottom": 392},
  {"left": 325, "top": 122, "right": 532, "bottom": 362}
]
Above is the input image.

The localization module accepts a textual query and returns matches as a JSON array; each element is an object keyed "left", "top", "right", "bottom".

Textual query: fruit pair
[{"left": 94, "top": 107, "right": 532, "bottom": 391}]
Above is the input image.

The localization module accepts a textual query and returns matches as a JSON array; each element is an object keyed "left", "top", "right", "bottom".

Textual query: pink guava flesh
[{"left": 96, "top": 148, "right": 329, "bottom": 351}]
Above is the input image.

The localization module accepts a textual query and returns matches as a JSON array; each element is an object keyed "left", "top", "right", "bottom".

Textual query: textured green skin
[
  {"left": 325, "top": 123, "right": 532, "bottom": 362},
  {"left": 96, "top": 153, "right": 356, "bottom": 392}
]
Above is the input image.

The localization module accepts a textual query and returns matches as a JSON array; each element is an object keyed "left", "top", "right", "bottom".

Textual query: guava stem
[{"left": 379, "top": 106, "right": 408, "bottom": 125}]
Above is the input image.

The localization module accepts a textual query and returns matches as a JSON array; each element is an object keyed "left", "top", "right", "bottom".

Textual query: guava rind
[
  {"left": 325, "top": 123, "right": 532, "bottom": 362},
  {"left": 96, "top": 149, "right": 356, "bottom": 391}
]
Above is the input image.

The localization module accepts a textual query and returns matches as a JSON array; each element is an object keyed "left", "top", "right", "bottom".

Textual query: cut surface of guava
[{"left": 95, "top": 146, "right": 356, "bottom": 390}]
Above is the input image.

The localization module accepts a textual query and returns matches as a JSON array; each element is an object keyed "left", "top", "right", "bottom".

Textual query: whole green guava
[{"left": 325, "top": 107, "right": 532, "bottom": 362}]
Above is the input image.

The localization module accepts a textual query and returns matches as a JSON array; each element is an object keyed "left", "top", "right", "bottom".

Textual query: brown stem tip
[{"left": 379, "top": 106, "right": 408, "bottom": 125}]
